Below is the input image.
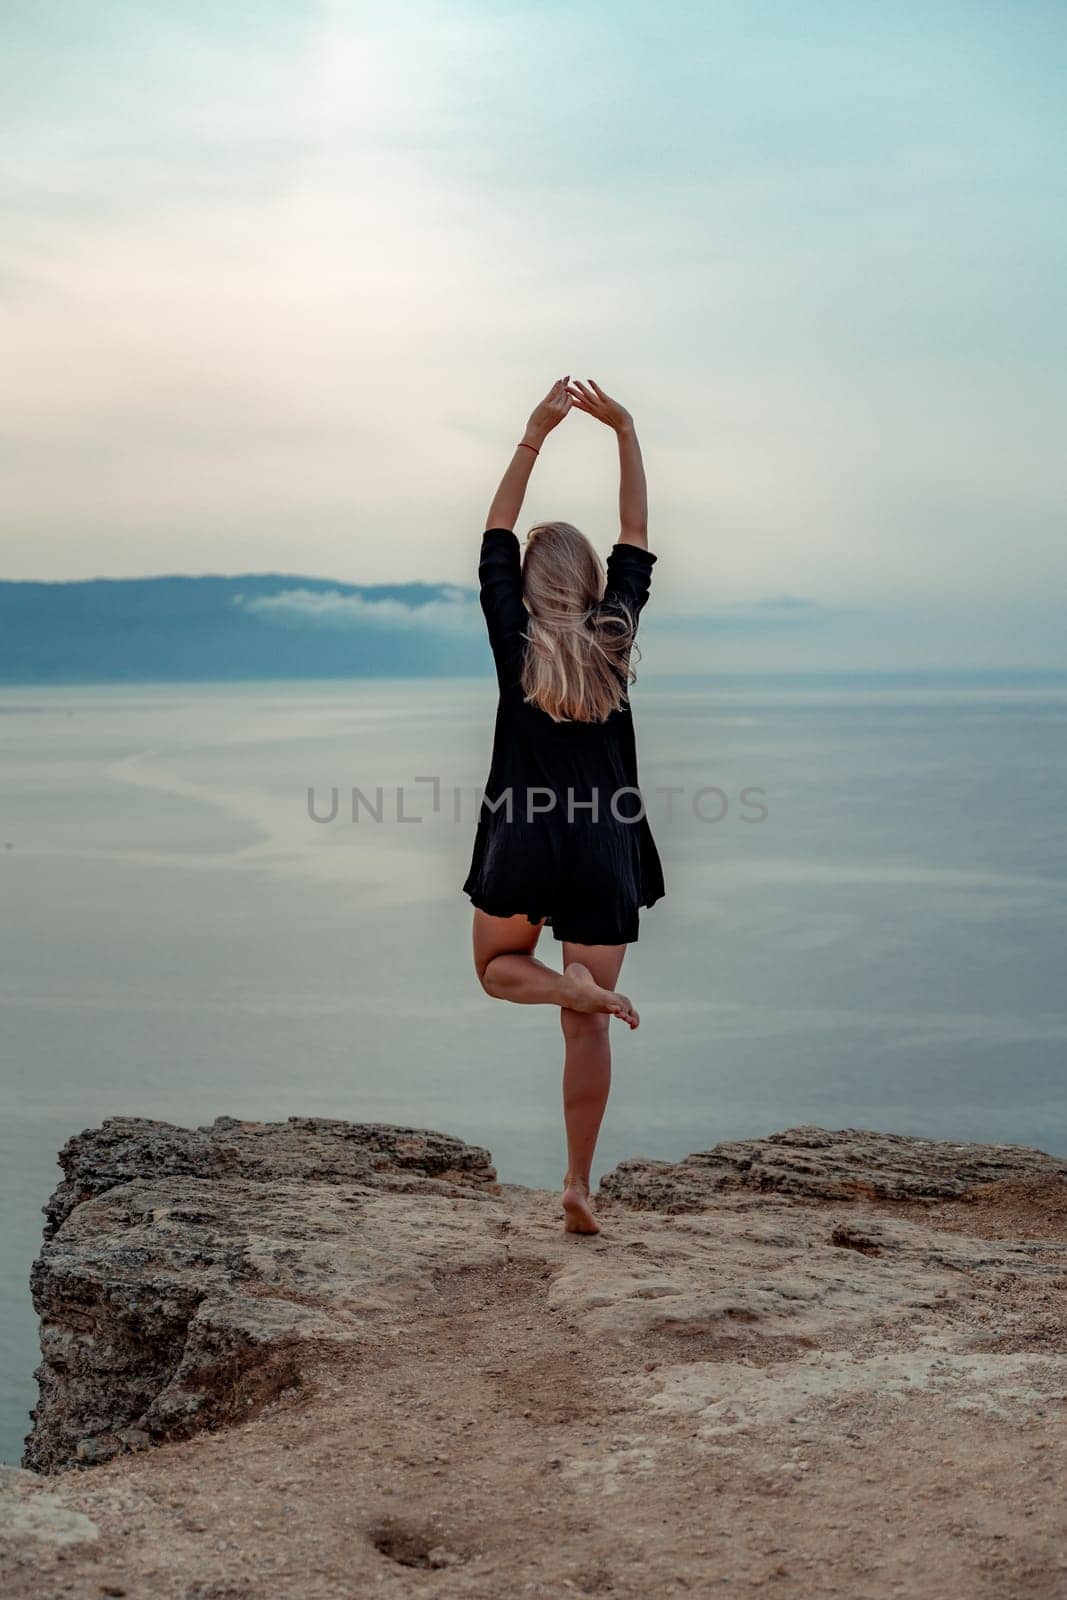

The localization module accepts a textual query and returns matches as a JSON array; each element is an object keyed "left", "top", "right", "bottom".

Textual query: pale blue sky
[{"left": 3, "top": 1, "right": 1065, "bottom": 666}]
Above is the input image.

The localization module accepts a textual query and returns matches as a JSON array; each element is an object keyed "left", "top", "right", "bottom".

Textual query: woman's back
[
  {"left": 477, "top": 526, "right": 655, "bottom": 699},
  {"left": 463, "top": 525, "right": 664, "bottom": 946}
]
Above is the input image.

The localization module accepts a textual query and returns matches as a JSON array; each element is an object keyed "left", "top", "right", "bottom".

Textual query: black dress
[{"left": 462, "top": 527, "right": 665, "bottom": 945}]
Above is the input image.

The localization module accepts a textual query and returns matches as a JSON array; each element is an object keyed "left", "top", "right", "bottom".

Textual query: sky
[{"left": 2, "top": 0, "right": 1066, "bottom": 668}]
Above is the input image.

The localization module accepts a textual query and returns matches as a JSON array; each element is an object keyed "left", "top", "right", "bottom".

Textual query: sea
[{"left": 2, "top": 672, "right": 1065, "bottom": 1463}]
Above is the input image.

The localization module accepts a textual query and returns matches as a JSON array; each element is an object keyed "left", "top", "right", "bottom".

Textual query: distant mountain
[{"left": 0, "top": 574, "right": 491, "bottom": 683}]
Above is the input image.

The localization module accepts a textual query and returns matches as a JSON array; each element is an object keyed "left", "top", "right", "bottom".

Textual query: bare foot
[
  {"left": 562, "top": 1174, "right": 600, "bottom": 1235},
  {"left": 560, "top": 962, "right": 640, "bottom": 1029}
]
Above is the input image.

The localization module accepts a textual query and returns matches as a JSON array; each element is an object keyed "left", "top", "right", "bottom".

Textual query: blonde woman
[{"left": 463, "top": 377, "right": 665, "bottom": 1234}]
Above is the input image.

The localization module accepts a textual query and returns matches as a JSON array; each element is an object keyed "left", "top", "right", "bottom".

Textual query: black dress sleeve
[
  {"left": 477, "top": 528, "right": 528, "bottom": 682},
  {"left": 602, "top": 542, "right": 657, "bottom": 632}
]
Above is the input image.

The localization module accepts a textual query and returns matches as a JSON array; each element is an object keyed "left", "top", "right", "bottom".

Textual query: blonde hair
[{"left": 519, "top": 520, "right": 638, "bottom": 723}]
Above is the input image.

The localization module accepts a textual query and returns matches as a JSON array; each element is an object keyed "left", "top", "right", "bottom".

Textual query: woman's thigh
[
  {"left": 560, "top": 941, "right": 627, "bottom": 992},
  {"left": 472, "top": 909, "right": 545, "bottom": 977}
]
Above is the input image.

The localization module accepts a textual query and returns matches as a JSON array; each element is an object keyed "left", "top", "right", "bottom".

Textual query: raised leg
[
  {"left": 472, "top": 910, "right": 555, "bottom": 1001},
  {"left": 472, "top": 910, "right": 636, "bottom": 1019}
]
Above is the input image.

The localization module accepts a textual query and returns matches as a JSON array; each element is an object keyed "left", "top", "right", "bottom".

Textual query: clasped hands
[{"left": 523, "top": 376, "right": 634, "bottom": 448}]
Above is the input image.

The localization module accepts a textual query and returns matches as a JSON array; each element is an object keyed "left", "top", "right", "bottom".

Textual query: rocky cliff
[
  {"left": 24, "top": 1115, "right": 500, "bottom": 1473},
  {"left": 5, "top": 1117, "right": 1067, "bottom": 1600}
]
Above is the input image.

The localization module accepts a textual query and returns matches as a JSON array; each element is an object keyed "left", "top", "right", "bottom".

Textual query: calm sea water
[{"left": 2, "top": 673, "right": 1066, "bottom": 1463}]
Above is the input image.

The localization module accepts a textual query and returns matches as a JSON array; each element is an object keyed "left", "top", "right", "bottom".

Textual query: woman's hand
[
  {"left": 566, "top": 378, "right": 633, "bottom": 433},
  {"left": 523, "top": 376, "right": 573, "bottom": 447}
]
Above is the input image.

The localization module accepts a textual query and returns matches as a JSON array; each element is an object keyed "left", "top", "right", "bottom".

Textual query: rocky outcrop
[
  {"left": 40, "top": 1113, "right": 499, "bottom": 1240},
  {"left": 9, "top": 1119, "right": 1067, "bottom": 1600},
  {"left": 599, "top": 1124, "right": 1067, "bottom": 1210},
  {"left": 25, "top": 1115, "right": 498, "bottom": 1473}
]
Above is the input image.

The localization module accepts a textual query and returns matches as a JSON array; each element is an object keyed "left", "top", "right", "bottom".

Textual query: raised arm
[
  {"left": 485, "top": 376, "right": 574, "bottom": 531},
  {"left": 566, "top": 379, "right": 648, "bottom": 549},
  {"left": 615, "top": 424, "right": 648, "bottom": 550}
]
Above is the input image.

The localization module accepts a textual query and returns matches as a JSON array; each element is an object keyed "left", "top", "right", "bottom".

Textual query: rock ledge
[{"left": 8, "top": 1118, "right": 1067, "bottom": 1600}]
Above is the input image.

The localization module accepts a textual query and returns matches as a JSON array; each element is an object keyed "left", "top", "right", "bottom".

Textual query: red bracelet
[{"left": 517, "top": 440, "right": 539, "bottom": 455}]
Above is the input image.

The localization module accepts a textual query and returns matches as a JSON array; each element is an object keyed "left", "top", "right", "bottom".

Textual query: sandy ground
[{"left": 5, "top": 1175, "right": 1067, "bottom": 1600}]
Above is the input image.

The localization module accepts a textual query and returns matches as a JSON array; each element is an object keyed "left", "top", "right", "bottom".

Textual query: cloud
[
  {"left": 238, "top": 584, "right": 838, "bottom": 639},
  {"left": 233, "top": 587, "right": 481, "bottom": 635}
]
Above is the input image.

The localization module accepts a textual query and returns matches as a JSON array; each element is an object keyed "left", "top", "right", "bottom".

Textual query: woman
[{"left": 463, "top": 376, "right": 665, "bottom": 1235}]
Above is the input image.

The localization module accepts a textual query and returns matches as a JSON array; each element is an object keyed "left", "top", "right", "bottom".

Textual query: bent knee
[
  {"left": 475, "top": 951, "right": 519, "bottom": 995},
  {"left": 474, "top": 956, "right": 494, "bottom": 992},
  {"left": 561, "top": 1006, "right": 611, "bottom": 1039}
]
